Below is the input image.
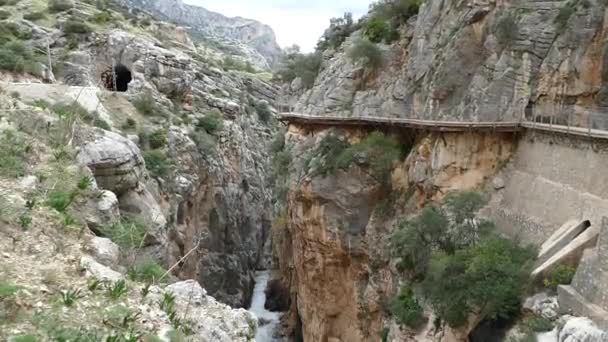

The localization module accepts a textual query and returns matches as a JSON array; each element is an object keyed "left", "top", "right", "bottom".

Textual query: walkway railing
[{"left": 276, "top": 107, "right": 608, "bottom": 140}]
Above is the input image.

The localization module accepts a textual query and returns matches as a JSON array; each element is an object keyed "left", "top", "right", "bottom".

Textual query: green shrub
[
  {"left": 222, "top": 56, "right": 256, "bottom": 73},
  {"left": 51, "top": 102, "right": 91, "bottom": 120},
  {"left": 0, "top": 21, "right": 32, "bottom": 43},
  {"left": 60, "top": 288, "right": 82, "bottom": 307},
  {"left": 23, "top": 11, "right": 46, "bottom": 21},
  {"left": 496, "top": 13, "right": 518, "bottom": 47},
  {"left": 391, "top": 191, "right": 489, "bottom": 275},
  {"left": 255, "top": 102, "right": 272, "bottom": 123},
  {"left": 128, "top": 258, "right": 166, "bottom": 282},
  {"left": 362, "top": 0, "right": 421, "bottom": 44},
  {"left": 123, "top": 117, "right": 137, "bottom": 129},
  {"left": 390, "top": 286, "right": 425, "bottom": 327},
  {"left": 107, "top": 280, "right": 127, "bottom": 300},
  {"left": 364, "top": 16, "right": 400, "bottom": 43},
  {"left": 190, "top": 129, "right": 217, "bottom": 156},
  {"left": 369, "top": 0, "right": 422, "bottom": 27},
  {"left": 423, "top": 236, "right": 535, "bottom": 327},
  {"left": 0, "top": 130, "right": 31, "bottom": 178},
  {"left": 316, "top": 12, "right": 357, "bottom": 51},
  {"left": 91, "top": 10, "right": 113, "bottom": 24},
  {"left": 195, "top": 109, "right": 224, "bottom": 135},
  {"left": 311, "top": 131, "right": 403, "bottom": 181},
  {"left": 275, "top": 49, "right": 322, "bottom": 89},
  {"left": 0, "top": 281, "right": 20, "bottom": 297},
  {"left": 46, "top": 191, "right": 76, "bottom": 212},
  {"left": 143, "top": 149, "right": 174, "bottom": 177},
  {"left": 309, "top": 130, "right": 349, "bottom": 176},
  {"left": 524, "top": 315, "right": 554, "bottom": 332},
  {"left": 380, "top": 327, "right": 389, "bottom": 342},
  {"left": 0, "top": 9, "right": 10, "bottom": 19},
  {"left": 148, "top": 129, "right": 167, "bottom": 149},
  {"left": 348, "top": 38, "right": 384, "bottom": 71},
  {"left": 19, "top": 213, "right": 32, "bottom": 230},
  {"left": 93, "top": 118, "right": 111, "bottom": 130},
  {"left": 9, "top": 335, "right": 37, "bottom": 342},
  {"left": 555, "top": 2, "right": 576, "bottom": 32},
  {"left": 63, "top": 18, "right": 92, "bottom": 34},
  {"left": 100, "top": 218, "right": 147, "bottom": 249},
  {"left": 77, "top": 175, "right": 94, "bottom": 190},
  {"left": 544, "top": 264, "right": 576, "bottom": 291},
  {"left": 0, "top": 41, "right": 35, "bottom": 73},
  {"left": 48, "top": 0, "right": 74, "bottom": 12},
  {"left": 132, "top": 92, "right": 163, "bottom": 116},
  {"left": 339, "top": 131, "right": 403, "bottom": 180}
]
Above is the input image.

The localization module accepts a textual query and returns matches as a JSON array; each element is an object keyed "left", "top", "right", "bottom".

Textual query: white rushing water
[
  {"left": 537, "top": 329, "right": 558, "bottom": 342},
  {"left": 249, "top": 271, "right": 282, "bottom": 342}
]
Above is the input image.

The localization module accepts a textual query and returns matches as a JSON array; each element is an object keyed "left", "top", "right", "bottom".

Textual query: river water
[{"left": 249, "top": 271, "right": 283, "bottom": 342}]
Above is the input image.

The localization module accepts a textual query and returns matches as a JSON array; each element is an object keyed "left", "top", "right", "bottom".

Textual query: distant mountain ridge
[{"left": 117, "top": 0, "right": 282, "bottom": 69}]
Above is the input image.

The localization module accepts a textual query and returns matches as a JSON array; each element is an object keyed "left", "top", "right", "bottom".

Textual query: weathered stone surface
[
  {"left": 293, "top": 0, "right": 607, "bottom": 131},
  {"left": 79, "top": 255, "right": 124, "bottom": 282},
  {"left": 84, "top": 237, "right": 120, "bottom": 267},
  {"left": 524, "top": 293, "right": 560, "bottom": 320},
  {"left": 115, "top": 0, "right": 282, "bottom": 69},
  {"left": 144, "top": 280, "right": 258, "bottom": 342},
  {"left": 558, "top": 316, "right": 608, "bottom": 342},
  {"left": 118, "top": 185, "right": 167, "bottom": 246},
  {"left": 77, "top": 130, "right": 146, "bottom": 195}
]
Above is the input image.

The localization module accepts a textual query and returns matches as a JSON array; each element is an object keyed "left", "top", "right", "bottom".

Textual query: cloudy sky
[{"left": 184, "top": 0, "right": 373, "bottom": 52}]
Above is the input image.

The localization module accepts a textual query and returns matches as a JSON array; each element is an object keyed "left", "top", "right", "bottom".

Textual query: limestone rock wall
[
  {"left": 295, "top": 0, "right": 608, "bottom": 128},
  {"left": 277, "top": 125, "right": 517, "bottom": 341}
]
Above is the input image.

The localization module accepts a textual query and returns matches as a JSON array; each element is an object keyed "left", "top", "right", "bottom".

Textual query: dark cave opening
[{"left": 102, "top": 64, "right": 132, "bottom": 92}]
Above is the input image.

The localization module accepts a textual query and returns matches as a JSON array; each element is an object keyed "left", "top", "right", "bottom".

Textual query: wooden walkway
[{"left": 278, "top": 113, "right": 608, "bottom": 140}]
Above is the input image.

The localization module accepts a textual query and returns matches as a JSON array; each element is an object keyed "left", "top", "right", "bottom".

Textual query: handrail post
[
  {"left": 588, "top": 112, "right": 592, "bottom": 138},
  {"left": 567, "top": 108, "right": 571, "bottom": 135}
]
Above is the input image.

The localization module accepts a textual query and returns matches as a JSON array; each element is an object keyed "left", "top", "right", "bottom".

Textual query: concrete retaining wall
[{"left": 486, "top": 131, "right": 608, "bottom": 244}]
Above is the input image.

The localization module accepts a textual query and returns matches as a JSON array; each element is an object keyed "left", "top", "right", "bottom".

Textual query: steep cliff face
[
  {"left": 274, "top": 126, "right": 516, "bottom": 341},
  {"left": 117, "top": 0, "right": 282, "bottom": 69},
  {"left": 164, "top": 113, "right": 275, "bottom": 308},
  {"left": 293, "top": 0, "right": 608, "bottom": 127},
  {"left": 0, "top": 0, "right": 279, "bottom": 309}
]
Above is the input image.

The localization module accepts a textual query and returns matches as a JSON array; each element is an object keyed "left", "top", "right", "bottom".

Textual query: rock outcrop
[
  {"left": 294, "top": 0, "right": 608, "bottom": 130},
  {"left": 116, "top": 0, "right": 282, "bottom": 69},
  {"left": 273, "top": 125, "right": 516, "bottom": 341}
]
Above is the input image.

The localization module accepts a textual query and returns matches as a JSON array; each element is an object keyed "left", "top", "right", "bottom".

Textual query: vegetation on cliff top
[{"left": 390, "top": 191, "right": 536, "bottom": 328}]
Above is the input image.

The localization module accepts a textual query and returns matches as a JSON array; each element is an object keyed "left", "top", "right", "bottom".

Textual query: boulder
[
  {"left": 144, "top": 280, "right": 258, "bottom": 342},
  {"left": 77, "top": 130, "right": 146, "bottom": 195},
  {"left": 118, "top": 185, "right": 167, "bottom": 246},
  {"left": 559, "top": 316, "right": 608, "bottom": 342},
  {"left": 84, "top": 237, "right": 120, "bottom": 267},
  {"left": 524, "top": 292, "right": 560, "bottom": 320},
  {"left": 79, "top": 255, "right": 123, "bottom": 282}
]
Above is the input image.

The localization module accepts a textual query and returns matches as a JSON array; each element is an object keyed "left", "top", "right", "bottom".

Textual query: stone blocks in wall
[{"left": 558, "top": 217, "right": 608, "bottom": 328}]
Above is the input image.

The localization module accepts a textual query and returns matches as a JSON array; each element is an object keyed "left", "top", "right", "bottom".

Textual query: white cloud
[{"left": 183, "top": 0, "right": 373, "bottom": 52}]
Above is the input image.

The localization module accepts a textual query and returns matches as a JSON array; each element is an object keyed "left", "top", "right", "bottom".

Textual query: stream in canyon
[{"left": 249, "top": 271, "right": 283, "bottom": 342}]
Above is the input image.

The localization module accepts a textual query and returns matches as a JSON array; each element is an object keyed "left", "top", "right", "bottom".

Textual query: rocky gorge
[{"left": 2, "top": 0, "right": 608, "bottom": 341}]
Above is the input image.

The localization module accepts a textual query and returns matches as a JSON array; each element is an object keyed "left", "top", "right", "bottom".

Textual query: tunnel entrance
[{"left": 102, "top": 64, "right": 132, "bottom": 92}]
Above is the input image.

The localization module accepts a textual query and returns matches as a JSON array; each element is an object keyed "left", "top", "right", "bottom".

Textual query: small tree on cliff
[
  {"left": 390, "top": 191, "right": 490, "bottom": 276},
  {"left": 422, "top": 236, "right": 536, "bottom": 327},
  {"left": 390, "top": 191, "right": 535, "bottom": 328}
]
